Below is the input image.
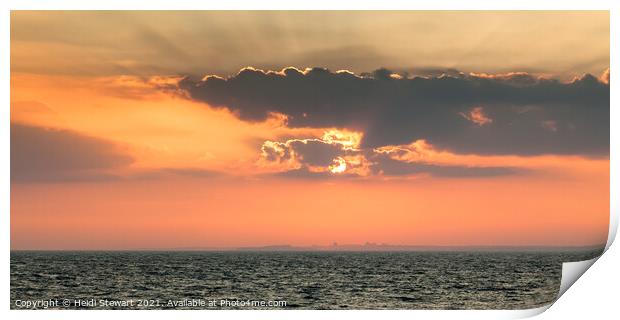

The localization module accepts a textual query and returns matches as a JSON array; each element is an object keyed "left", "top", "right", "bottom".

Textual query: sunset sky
[{"left": 10, "top": 11, "right": 610, "bottom": 250}]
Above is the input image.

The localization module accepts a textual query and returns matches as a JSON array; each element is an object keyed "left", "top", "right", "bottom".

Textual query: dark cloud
[
  {"left": 179, "top": 67, "right": 609, "bottom": 156},
  {"left": 273, "top": 168, "right": 337, "bottom": 180},
  {"left": 395, "top": 67, "right": 465, "bottom": 79},
  {"left": 269, "top": 153, "right": 520, "bottom": 180},
  {"left": 11, "top": 123, "right": 133, "bottom": 183},
  {"left": 287, "top": 140, "right": 344, "bottom": 167},
  {"left": 259, "top": 138, "right": 359, "bottom": 173},
  {"left": 373, "top": 157, "right": 521, "bottom": 178},
  {"left": 259, "top": 136, "right": 518, "bottom": 179}
]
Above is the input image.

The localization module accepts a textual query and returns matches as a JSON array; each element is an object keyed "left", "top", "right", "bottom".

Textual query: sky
[{"left": 10, "top": 11, "right": 610, "bottom": 250}]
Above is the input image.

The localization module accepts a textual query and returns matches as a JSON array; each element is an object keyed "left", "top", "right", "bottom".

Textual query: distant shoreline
[{"left": 10, "top": 244, "right": 606, "bottom": 253}]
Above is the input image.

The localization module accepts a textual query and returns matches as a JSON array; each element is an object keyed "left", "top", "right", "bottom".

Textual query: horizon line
[{"left": 10, "top": 243, "right": 607, "bottom": 252}]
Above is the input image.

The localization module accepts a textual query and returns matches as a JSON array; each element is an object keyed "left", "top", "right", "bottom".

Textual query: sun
[{"left": 328, "top": 157, "right": 347, "bottom": 174}]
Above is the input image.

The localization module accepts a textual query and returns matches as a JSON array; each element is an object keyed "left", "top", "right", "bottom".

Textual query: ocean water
[{"left": 10, "top": 249, "right": 602, "bottom": 310}]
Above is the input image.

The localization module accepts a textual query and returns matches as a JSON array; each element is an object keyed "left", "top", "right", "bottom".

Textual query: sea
[{"left": 10, "top": 248, "right": 603, "bottom": 310}]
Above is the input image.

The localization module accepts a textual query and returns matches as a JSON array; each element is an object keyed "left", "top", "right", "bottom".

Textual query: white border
[{"left": 2, "top": 1, "right": 617, "bottom": 319}]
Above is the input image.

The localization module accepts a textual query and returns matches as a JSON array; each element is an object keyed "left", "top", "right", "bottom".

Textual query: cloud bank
[
  {"left": 11, "top": 124, "right": 134, "bottom": 182},
  {"left": 179, "top": 67, "right": 609, "bottom": 156},
  {"left": 258, "top": 130, "right": 521, "bottom": 179}
]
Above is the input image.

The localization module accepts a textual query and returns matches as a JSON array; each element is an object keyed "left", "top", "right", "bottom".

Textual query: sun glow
[
  {"left": 322, "top": 129, "right": 362, "bottom": 150},
  {"left": 329, "top": 157, "right": 347, "bottom": 174}
]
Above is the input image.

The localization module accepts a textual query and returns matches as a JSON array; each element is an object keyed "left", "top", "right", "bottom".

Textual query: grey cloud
[
  {"left": 11, "top": 123, "right": 133, "bottom": 183},
  {"left": 287, "top": 140, "right": 343, "bottom": 167},
  {"left": 260, "top": 136, "right": 518, "bottom": 179},
  {"left": 260, "top": 138, "right": 353, "bottom": 171},
  {"left": 373, "top": 157, "right": 521, "bottom": 178},
  {"left": 273, "top": 168, "right": 338, "bottom": 180},
  {"left": 269, "top": 153, "right": 520, "bottom": 180},
  {"left": 179, "top": 67, "right": 609, "bottom": 156}
]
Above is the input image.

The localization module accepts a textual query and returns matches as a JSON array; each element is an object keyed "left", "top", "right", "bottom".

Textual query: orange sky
[
  {"left": 10, "top": 72, "right": 610, "bottom": 249},
  {"left": 10, "top": 11, "right": 610, "bottom": 250},
  {"left": 11, "top": 172, "right": 609, "bottom": 250}
]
